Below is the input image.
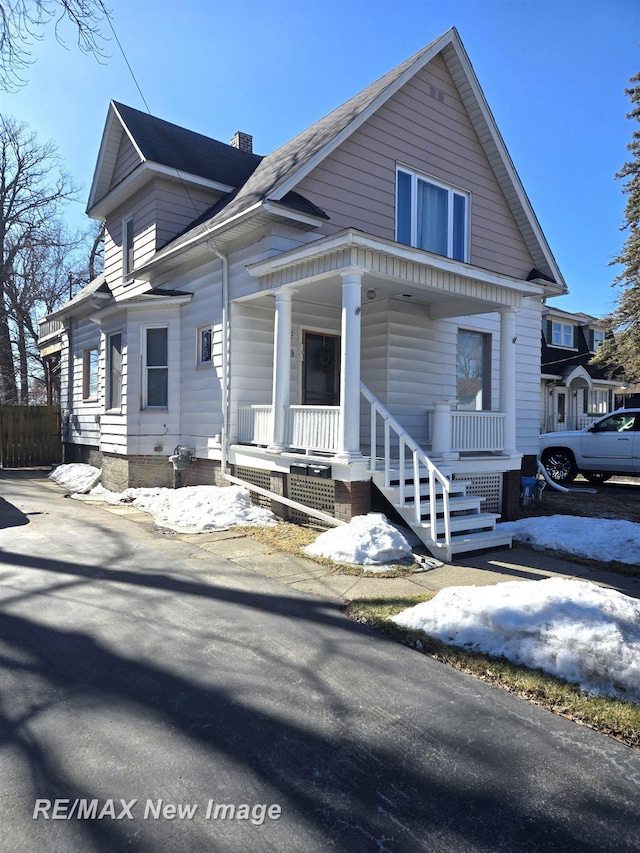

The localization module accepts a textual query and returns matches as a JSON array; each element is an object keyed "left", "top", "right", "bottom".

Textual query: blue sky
[{"left": 2, "top": 0, "right": 637, "bottom": 317}]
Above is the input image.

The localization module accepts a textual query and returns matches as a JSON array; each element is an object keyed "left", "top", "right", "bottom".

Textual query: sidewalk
[{"left": 98, "top": 501, "right": 640, "bottom": 602}]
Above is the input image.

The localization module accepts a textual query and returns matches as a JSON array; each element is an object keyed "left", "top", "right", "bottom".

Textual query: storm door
[{"left": 302, "top": 332, "right": 340, "bottom": 405}]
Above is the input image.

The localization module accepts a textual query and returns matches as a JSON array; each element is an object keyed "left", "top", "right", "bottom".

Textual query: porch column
[
  {"left": 268, "top": 289, "right": 293, "bottom": 453},
  {"left": 335, "top": 271, "right": 362, "bottom": 461},
  {"left": 499, "top": 308, "right": 518, "bottom": 454}
]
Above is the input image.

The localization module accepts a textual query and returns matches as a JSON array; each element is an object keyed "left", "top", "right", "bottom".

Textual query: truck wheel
[
  {"left": 584, "top": 472, "right": 612, "bottom": 484},
  {"left": 541, "top": 449, "right": 578, "bottom": 483}
]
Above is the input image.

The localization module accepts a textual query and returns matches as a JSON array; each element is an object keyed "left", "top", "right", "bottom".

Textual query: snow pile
[
  {"left": 501, "top": 515, "right": 640, "bottom": 565},
  {"left": 304, "top": 512, "right": 413, "bottom": 567},
  {"left": 128, "top": 485, "right": 278, "bottom": 532},
  {"left": 392, "top": 577, "right": 640, "bottom": 703},
  {"left": 68, "top": 479, "right": 277, "bottom": 532},
  {"left": 49, "top": 463, "right": 101, "bottom": 494}
]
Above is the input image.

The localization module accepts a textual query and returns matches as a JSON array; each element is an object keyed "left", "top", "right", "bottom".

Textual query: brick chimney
[{"left": 229, "top": 131, "right": 253, "bottom": 153}]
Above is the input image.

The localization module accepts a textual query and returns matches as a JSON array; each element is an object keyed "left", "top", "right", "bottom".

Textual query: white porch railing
[
  {"left": 284, "top": 406, "right": 340, "bottom": 453},
  {"left": 238, "top": 401, "right": 506, "bottom": 456},
  {"left": 238, "top": 405, "right": 339, "bottom": 453},
  {"left": 361, "top": 383, "right": 452, "bottom": 552},
  {"left": 238, "top": 405, "right": 272, "bottom": 445},
  {"left": 451, "top": 411, "right": 505, "bottom": 452}
]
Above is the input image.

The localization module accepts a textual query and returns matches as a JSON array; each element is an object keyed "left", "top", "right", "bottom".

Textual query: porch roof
[{"left": 244, "top": 229, "right": 545, "bottom": 319}]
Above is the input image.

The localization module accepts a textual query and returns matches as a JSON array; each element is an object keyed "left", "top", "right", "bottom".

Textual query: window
[
  {"left": 396, "top": 167, "right": 469, "bottom": 261},
  {"left": 302, "top": 331, "right": 340, "bottom": 405},
  {"left": 587, "top": 389, "right": 611, "bottom": 415},
  {"left": 197, "top": 325, "right": 213, "bottom": 366},
  {"left": 551, "top": 321, "right": 575, "bottom": 348},
  {"left": 456, "top": 330, "right": 490, "bottom": 410},
  {"left": 144, "top": 327, "right": 168, "bottom": 408},
  {"left": 591, "top": 329, "right": 605, "bottom": 352},
  {"left": 82, "top": 348, "right": 99, "bottom": 400},
  {"left": 107, "top": 333, "right": 122, "bottom": 410},
  {"left": 123, "top": 216, "right": 134, "bottom": 279},
  {"left": 557, "top": 392, "right": 566, "bottom": 423}
]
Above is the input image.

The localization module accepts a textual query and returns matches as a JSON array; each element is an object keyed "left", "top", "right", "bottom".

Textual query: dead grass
[
  {"left": 234, "top": 521, "right": 421, "bottom": 576},
  {"left": 344, "top": 595, "right": 640, "bottom": 751}
]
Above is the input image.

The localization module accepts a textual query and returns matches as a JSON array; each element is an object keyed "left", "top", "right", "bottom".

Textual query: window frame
[
  {"left": 82, "top": 347, "right": 99, "bottom": 401},
  {"left": 107, "top": 332, "right": 122, "bottom": 411},
  {"left": 456, "top": 328, "right": 491, "bottom": 411},
  {"left": 591, "top": 329, "right": 605, "bottom": 352},
  {"left": 551, "top": 321, "right": 575, "bottom": 349},
  {"left": 396, "top": 165, "right": 470, "bottom": 262},
  {"left": 142, "top": 325, "right": 169, "bottom": 410},
  {"left": 196, "top": 324, "right": 213, "bottom": 368}
]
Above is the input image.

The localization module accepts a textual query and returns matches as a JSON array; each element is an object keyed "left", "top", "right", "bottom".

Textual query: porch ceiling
[{"left": 243, "top": 229, "right": 545, "bottom": 318}]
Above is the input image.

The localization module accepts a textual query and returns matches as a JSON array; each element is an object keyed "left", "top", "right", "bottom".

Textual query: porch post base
[
  {"left": 266, "top": 444, "right": 285, "bottom": 454},
  {"left": 332, "top": 450, "right": 363, "bottom": 464},
  {"left": 433, "top": 451, "right": 460, "bottom": 462}
]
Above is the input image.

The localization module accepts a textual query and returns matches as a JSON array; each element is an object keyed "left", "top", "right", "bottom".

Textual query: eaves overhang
[
  {"left": 86, "top": 161, "right": 234, "bottom": 220},
  {"left": 131, "top": 201, "right": 328, "bottom": 282},
  {"left": 246, "top": 229, "right": 545, "bottom": 315}
]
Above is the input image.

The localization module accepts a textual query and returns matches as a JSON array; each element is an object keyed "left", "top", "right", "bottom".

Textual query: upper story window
[
  {"left": 123, "top": 216, "right": 134, "bottom": 280},
  {"left": 591, "top": 329, "right": 605, "bottom": 352},
  {"left": 396, "top": 167, "right": 469, "bottom": 262},
  {"left": 550, "top": 321, "right": 575, "bottom": 348},
  {"left": 143, "top": 326, "right": 168, "bottom": 409}
]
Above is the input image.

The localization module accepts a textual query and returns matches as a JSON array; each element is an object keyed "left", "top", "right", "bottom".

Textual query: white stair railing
[{"left": 360, "top": 383, "right": 452, "bottom": 552}]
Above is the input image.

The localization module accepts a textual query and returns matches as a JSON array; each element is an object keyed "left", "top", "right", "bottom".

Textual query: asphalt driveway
[{"left": 0, "top": 470, "right": 639, "bottom": 852}]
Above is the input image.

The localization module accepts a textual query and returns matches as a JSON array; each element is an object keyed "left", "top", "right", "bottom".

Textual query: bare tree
[
  {"left": 0, "top": 113, "right": 78, "bottom": 402},
  {"left": 0, "top": 0, "right": 111, "bottom": 91}
]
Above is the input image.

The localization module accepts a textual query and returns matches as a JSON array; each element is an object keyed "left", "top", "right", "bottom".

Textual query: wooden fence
[{"left": 0, "top": 405, "right": 62, "bottom": 468}]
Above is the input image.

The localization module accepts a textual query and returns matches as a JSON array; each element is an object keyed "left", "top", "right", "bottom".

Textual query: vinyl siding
[
  {"left": 111, "top": 133, "right": 140, "bottom": 186},
  {"left": 295, "top": 53, "right": 535, "bottom": 280}
]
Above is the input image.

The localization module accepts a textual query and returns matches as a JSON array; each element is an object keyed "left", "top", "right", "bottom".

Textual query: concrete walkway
[{"left": 97, "top": 500, "right": 640, "bottom": 602}]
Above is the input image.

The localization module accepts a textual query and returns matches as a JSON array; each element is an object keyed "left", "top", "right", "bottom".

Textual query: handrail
[{"left": 360, "top": 382, "right": 451, "bottom": 551}]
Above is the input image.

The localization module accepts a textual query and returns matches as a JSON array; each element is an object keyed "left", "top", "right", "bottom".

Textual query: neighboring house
[
  {"left": 38, "top": 28, "right": 567, "bottom": 560},
  {"left": 540, "top": 306, "right": 619, "bottom": 433}
]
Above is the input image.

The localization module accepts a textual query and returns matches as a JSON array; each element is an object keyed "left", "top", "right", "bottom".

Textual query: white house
[{"left": 39, "top": 28, "right": 567, "bottom": 560}]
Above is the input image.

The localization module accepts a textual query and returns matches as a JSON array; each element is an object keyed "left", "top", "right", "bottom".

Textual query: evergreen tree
[{"left": 593, "top": 72, "right": 640, "bottom": 382}]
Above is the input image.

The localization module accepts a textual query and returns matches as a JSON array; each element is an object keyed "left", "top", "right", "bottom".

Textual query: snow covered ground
[
  {"left": 392, "top": 578, "right": 640, "bottom": 704},
  {"left": 49, "top": 464, "right": 640, "bottom": 704}
]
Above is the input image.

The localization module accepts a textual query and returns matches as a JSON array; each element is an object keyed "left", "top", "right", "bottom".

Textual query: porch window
[
  {"left": 396, "top": 167, "right": 469, "bottom": 262},
  {"left": 197, "top": 325, "right": 213, "bottom": 366},
  {"left": 143, "top": 327, "right": 168, "bottom": 409},
  {"left": 587, "top": 389, "right": 610, "bottom": 415},
  {"left": 123, "top": 216, "right": 134, "bottom": 280},
  {"left": 457, "top": 329, "right": 490, "bottom": 410},
  {"left": 550, "top": 321, "right": 575, "bottom": 348},
  {"left": 107, "top": 332, "right": 122, "bottom": 410},
  {"left": 82, "top": 347, "right": 99, "bottom": 400}
]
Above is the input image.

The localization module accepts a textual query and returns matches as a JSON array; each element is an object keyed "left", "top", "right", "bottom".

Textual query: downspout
[{"left": 207, "top": 240, "right": 230, "bottom": 476}]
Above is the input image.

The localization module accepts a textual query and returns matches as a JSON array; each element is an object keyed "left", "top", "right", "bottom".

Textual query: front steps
[{"left": 373, "top": 467, "right": 512, "bottom": 561}]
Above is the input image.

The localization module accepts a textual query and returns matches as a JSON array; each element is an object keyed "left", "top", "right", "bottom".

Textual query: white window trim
[
  {"left": 551, "top": 321, "right": 576, "bottom": 349},
  {"left": 82, "top": 347, "right": 99, "bottom": 401},
  {"left": 396, "top": 165, "right": 470, "bottom": 262},
  {"left": 142, "top": 325, "right": 169, "bottom": 410},
  {"left": 196, "top": 324, "right": 213, "bottom": 368},
  {"left": 107, "top": 331, "right": 123, "bottom": 412},
  {"left": 591, "top": 329, "right": 605, "bottom": 352}
]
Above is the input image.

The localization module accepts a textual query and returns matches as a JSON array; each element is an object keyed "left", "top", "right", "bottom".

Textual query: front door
[{"left": 303, "top": 332, "right": 340, "bottom": 405}]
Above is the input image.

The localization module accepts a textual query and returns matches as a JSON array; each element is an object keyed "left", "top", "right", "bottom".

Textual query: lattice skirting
[
  {"left": 288, "top": 474, "right": 335, "bottom": 527},
  {"left": 453, "top": 473, "right": 502, "bottom": 514}
]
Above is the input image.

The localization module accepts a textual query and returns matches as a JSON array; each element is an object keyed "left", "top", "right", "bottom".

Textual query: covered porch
[{"left": 233, "top": 229, "right": 543, "bottom": 470}]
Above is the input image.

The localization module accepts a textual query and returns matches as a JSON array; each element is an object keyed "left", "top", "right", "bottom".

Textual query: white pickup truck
[{"left": 539, "top": 409, "right": 640, "bottom": 484}]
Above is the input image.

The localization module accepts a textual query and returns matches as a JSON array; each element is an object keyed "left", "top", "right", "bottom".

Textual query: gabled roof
[
  {"left": 86, "top": 102, "right": 262, "bottom": 217},
  {"left": 145, "top": 27, "right": 565, "bottom": 291}
]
